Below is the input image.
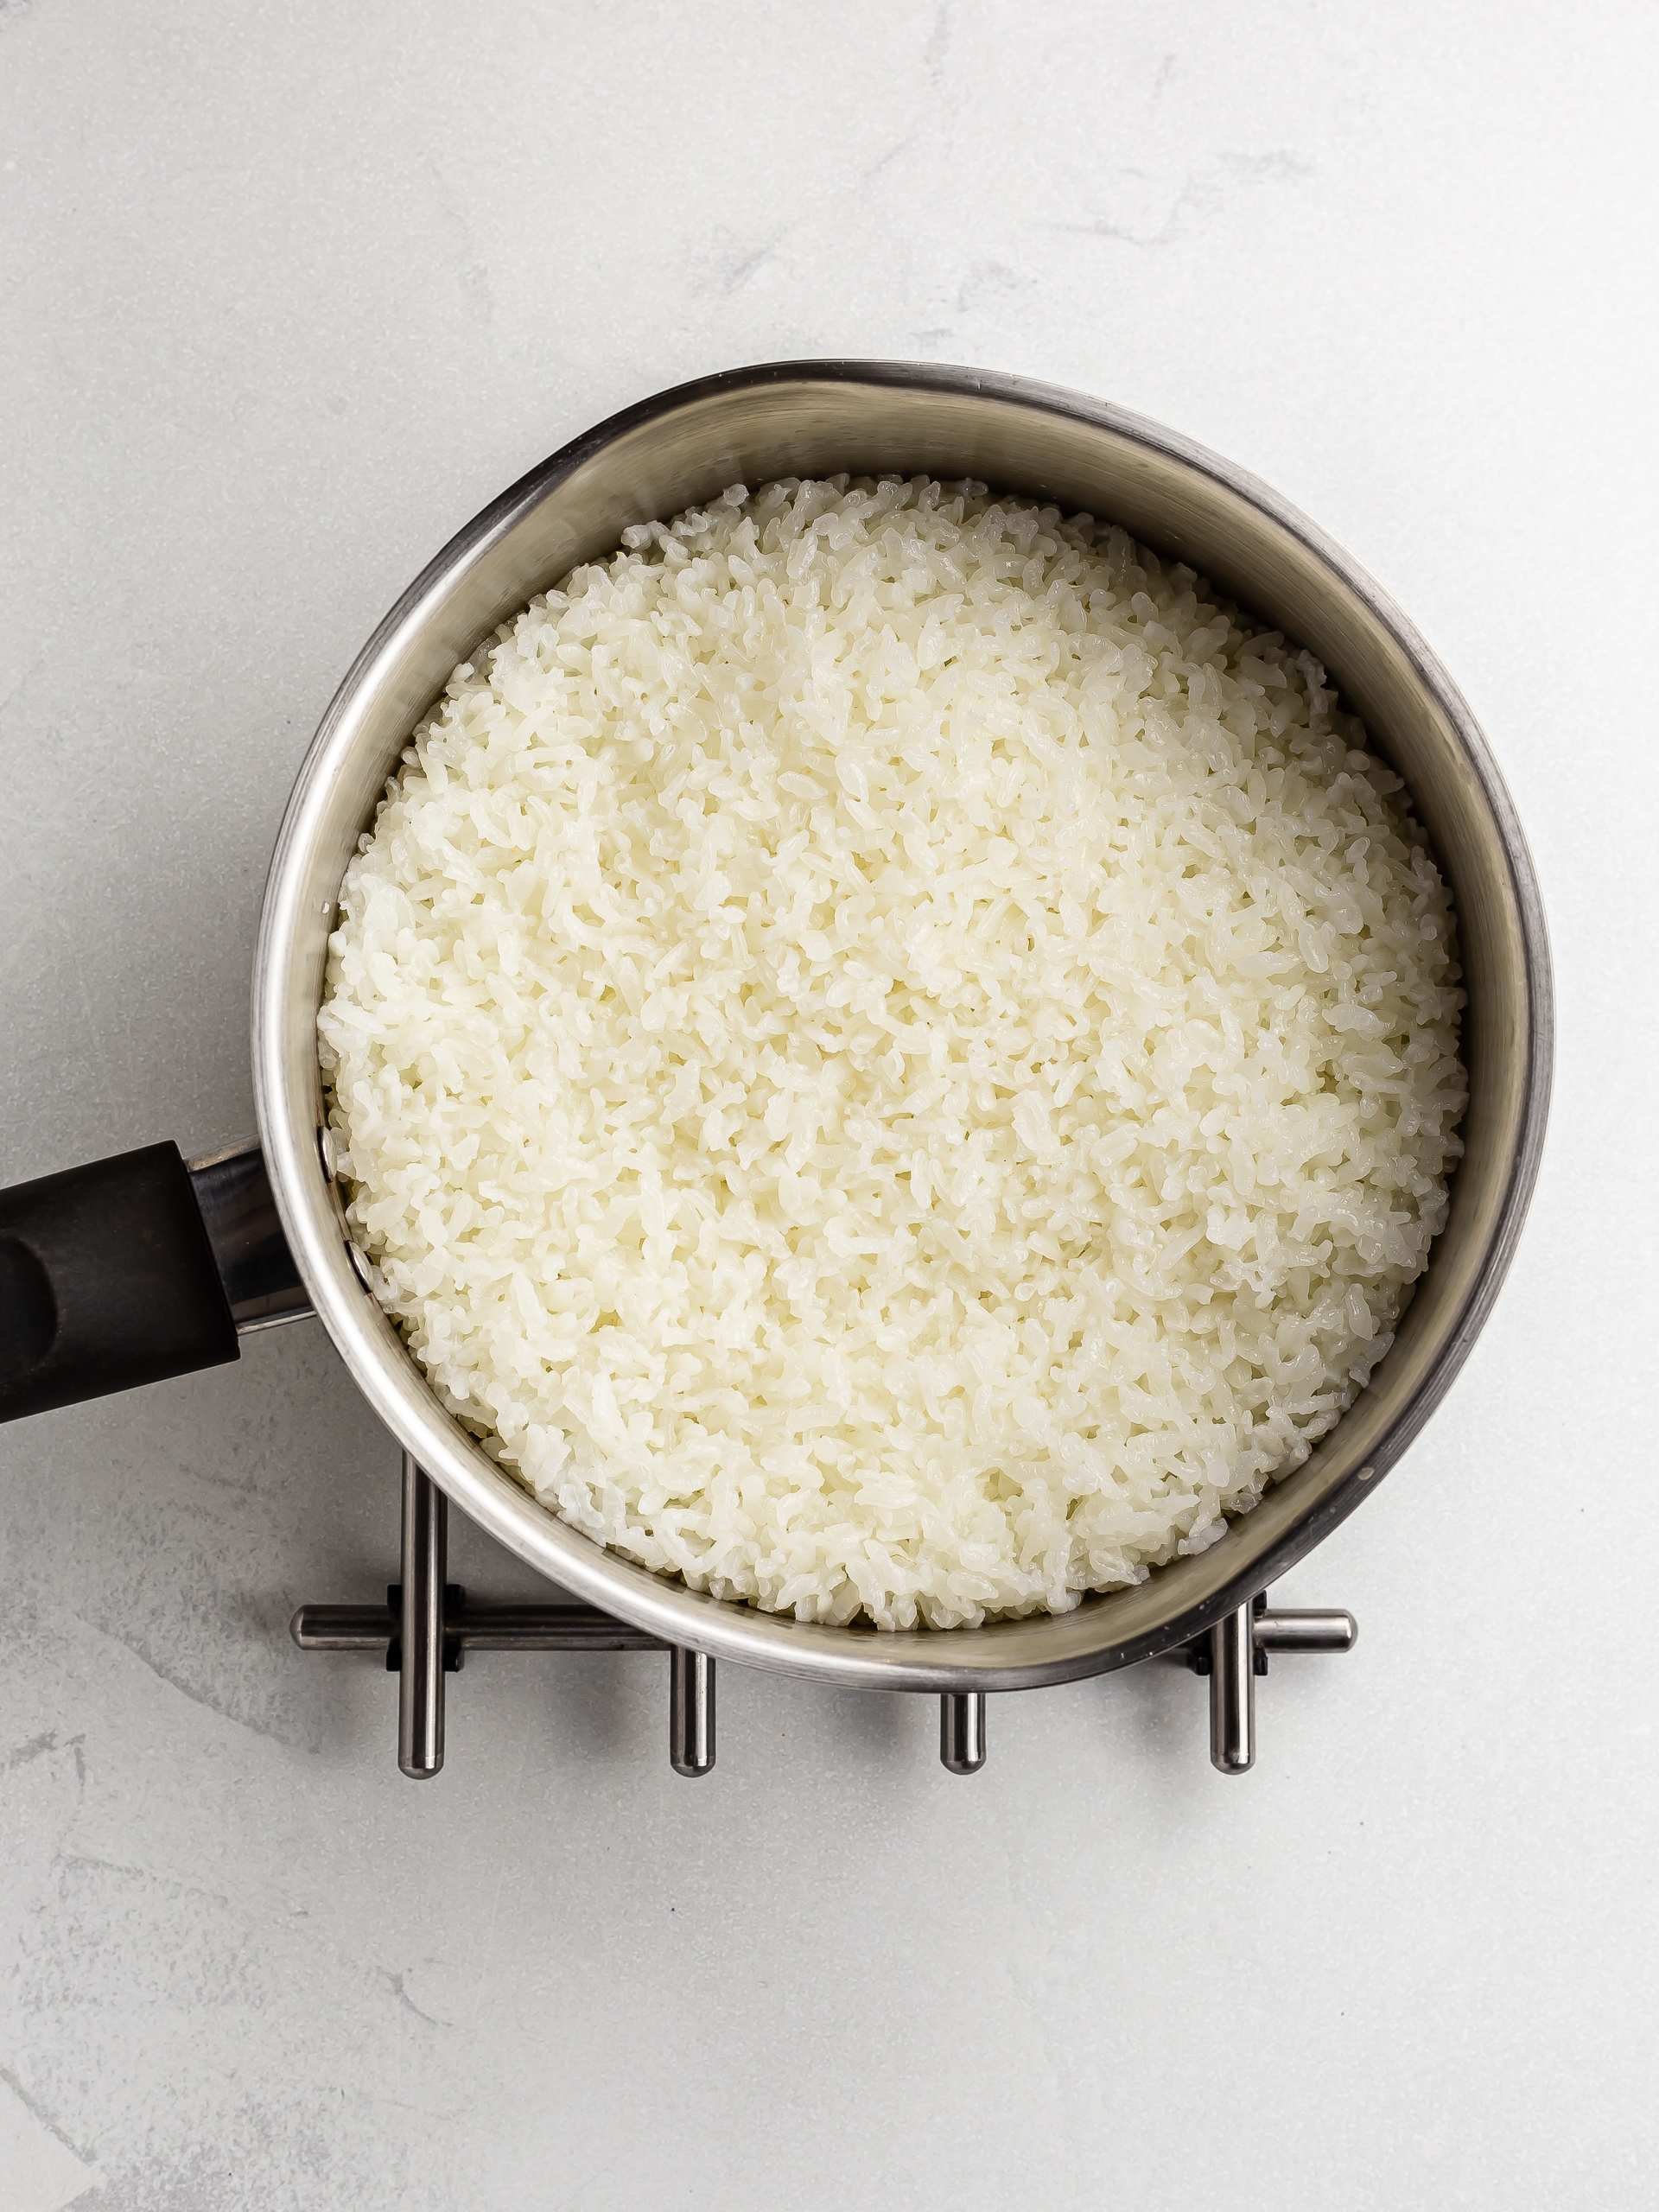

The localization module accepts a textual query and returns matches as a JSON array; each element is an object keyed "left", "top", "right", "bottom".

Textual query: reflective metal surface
[
  {"left": 670, "top": 1648, "right": 716, "bottom": 1778},
  {"left": 940, "top": 1693, "right": 987, "bottom": 1776},
  {"left": 290, "top": 1599, "right": 666, "bottom": 1654},
  {"left": 397, "top": 1455, "right": 447, "bottom": 1780},
  {"left": 252, "top": 359, "right": 1553, "bottom": 1696},
  {"left": 1182, "top": 1599, "right": 1357, "bottom": 1773},
  {"left": 1209, "top": 1604, "right": 1257, "bottom": 1775},
  {"left": 1255, "top": 1608, "right": 1358, "bottom": 1656},
  {"left": 188, "top": 1139, "right": 314, "bottom": 1332}
]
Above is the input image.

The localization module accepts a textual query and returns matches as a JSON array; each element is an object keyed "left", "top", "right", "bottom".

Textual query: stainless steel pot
[{"left": 7, "top": 361, "right": 1555, "bottom": 1696}]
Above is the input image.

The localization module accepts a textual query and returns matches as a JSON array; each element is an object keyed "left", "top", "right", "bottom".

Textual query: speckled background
[{"left": 2, "top": 4, "right": 1655, "bottom": 2207}]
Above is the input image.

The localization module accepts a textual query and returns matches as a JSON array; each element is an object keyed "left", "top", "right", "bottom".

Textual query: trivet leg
[
  {"left": 940, "top": 1692, "right": 986, "bottom": 1775},
  {"left": 398, "top": 1454, "right": 447, "bottom": 1780},
  {"left": 1209, "top": 1602, "right": 1255, "bottom": 1775},
  {"left": 670, "top": 1648, "right": 715, "bottom": 1777}
]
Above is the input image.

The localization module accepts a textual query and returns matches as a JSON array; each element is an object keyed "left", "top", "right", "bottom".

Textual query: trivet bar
[
  {"left": 292, "top": 1458, "right": 715, "bottom": 1778},
  {"left": 670, "top": 1648, "right": 716, "bottom": 1777},
  {"left": 1192, "top": 1595, "right": 1359, "bottom": 1776},
  {"left": 292, "top": 1602, "right": 667, "bottom": 1652},
  {"left": 940, "top": 1692, "right": 986, "bottom": 1776},
  {"left": 1255, "top": 1608, "right": 1357, "bottom": 1656},
  {"left": 1209, "top": 1600, "right": 1256, "bottom": 1776},
  {"left": 398, "top": 1453, "right": 446, "bottom": 1781},
  {"left": 293, "top": 1470, "right": 1357, "bottom": 1780}
]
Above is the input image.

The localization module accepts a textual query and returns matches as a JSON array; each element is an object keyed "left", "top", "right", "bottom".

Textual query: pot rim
[{"left": 251, "top": 359, "right": 1553, "bottom": 1693}]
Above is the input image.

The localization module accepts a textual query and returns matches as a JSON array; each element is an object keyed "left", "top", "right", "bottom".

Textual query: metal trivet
[{"left": 293, "top": 1455, "right": 1357, "bottom": 1779}]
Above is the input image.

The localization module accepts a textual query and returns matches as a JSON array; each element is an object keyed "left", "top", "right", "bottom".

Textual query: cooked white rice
[{"left": 319, "top": 476, "right": 1465, "bottom": 1630}]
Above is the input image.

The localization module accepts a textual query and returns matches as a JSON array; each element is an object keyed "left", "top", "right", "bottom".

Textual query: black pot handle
[{"left": 0, "top": 1139, "right": 312, "bottom": 1424}]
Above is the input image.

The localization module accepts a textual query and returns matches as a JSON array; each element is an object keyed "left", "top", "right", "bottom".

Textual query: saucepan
[{"left": 0, "top": 360, "right": 1553, "bottom": 1701}]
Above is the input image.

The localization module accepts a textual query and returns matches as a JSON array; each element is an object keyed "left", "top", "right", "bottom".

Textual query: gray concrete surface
[{"left": 2, "top": 3, "right": 1655, "bottom": 2206}]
